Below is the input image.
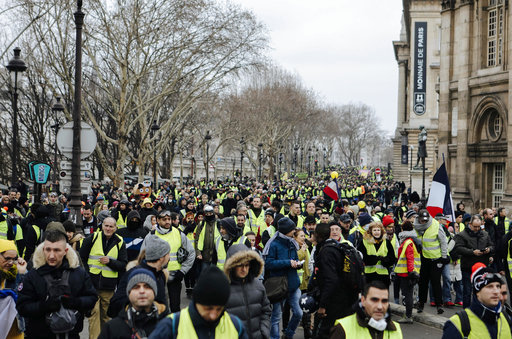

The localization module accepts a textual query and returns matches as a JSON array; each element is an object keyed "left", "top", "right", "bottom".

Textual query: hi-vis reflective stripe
[
  {"left": 88, "top": 255, "right": 117, "bottom": 260},
  {"left": 215, "top": 237, "right": 226, "bottom": 264},
  {"left": 422, "top": 238, "right": 440, "bottom": 251},
  {"left": 396, "top": 259, "right": 421, "bottom": 267},
  {"left": 0, "top": 232, "right": 7, "bottom": 238},
  {"left": 365, "top": 264, "right": 387, "bottom": 271},
  {"left": 89, "top": 264, "right": 114, "bottom": 272}
]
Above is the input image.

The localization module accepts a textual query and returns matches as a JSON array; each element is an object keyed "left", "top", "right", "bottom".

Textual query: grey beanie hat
[
  {"left": 97, "top": 210, "right": 110, "bottom": 223},
  {"left": 126, "top": 268, "right": 157, "bottom": 295},
  {"left": 144, "top": 234, "right": 171, "bottom": 261}
]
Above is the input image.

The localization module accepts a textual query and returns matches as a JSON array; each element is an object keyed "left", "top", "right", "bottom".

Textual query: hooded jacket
[
  {"left": 117, "top": 210, "right": 148, "bottom": 261},
  {"left": 143, "top": 215, "right": 156, "bottom": 233},
  {"left": 16, "top": 243, "right": 98, "bottom": 339},
  {"left": 224, "top": 244, "right": 271, "bottom": 339}
]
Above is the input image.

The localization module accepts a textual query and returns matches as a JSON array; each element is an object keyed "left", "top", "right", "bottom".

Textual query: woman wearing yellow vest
[
  {"left": 443, "top": 263, "right": 511, "bottom": 339},
  {"left": 148, "top": 266, "right": 247, "bottom": 339},
  {"left": 394, "top": 221, "right": 421, "bottom": 324},
  {"left": 331, "top": 280, "right": 403, "bottom": 338},
  {"left": 357, "top": 222, "right": 396, "bottom": 287}
]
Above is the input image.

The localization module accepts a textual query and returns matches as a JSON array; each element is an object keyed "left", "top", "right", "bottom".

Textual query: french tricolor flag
[
  {"left": 426, "top": 162, "right": 455, "bottom": 222},
  {"left": 324, "top": 180, "right": 339, "bottom": 201}
]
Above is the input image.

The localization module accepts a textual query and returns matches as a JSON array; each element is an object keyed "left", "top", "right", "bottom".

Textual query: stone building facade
[
  {"left": 392, "top": 1, "right": 442, "bottom": 196},
  {"left": 436, "top": 0, "right": 511, "bottom": 210}
]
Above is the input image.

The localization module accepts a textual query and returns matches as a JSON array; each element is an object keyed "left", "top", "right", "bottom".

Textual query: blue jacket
[{"left": 264, "top": 234, "right": 300, "bottom": 292}]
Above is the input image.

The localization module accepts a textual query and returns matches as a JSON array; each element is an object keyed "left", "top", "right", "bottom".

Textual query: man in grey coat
[{"left": 224, "top": 244, "right": 271, "bottom": 339}]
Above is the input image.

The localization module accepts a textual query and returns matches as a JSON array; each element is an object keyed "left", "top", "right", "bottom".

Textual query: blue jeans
[
  {"left": 453, "top": 279, "right": 463, "bottom": 303},
  {"left": 428, "top": 264, "right": 452, "bottom": 303},
  {"left": 271, "top": 288, "right": 303, "bottom": 339},
  {"left": 462, "top": 270, "right": 472, "bottom": 308}
]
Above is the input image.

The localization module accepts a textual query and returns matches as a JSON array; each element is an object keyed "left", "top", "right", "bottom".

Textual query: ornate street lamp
[
  {"left": 51, "top": 97, "right": 65, "bottom": 185},
  {"left": 258, "top": 143, "right": 263, "bottom": 181},
  {"left": 6, "top": 47, "right": 27, "bottom": 187},
  {"left": 151, "top": 120, "right": 160, "bottom": 191},
  {"left": 240, "top": 137, "right": 245, "bottom": 179}
]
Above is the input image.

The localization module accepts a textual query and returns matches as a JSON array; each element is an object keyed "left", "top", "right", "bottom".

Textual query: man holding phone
[{"left": 453, "top": 214, "right": 494, "bottom": 308}]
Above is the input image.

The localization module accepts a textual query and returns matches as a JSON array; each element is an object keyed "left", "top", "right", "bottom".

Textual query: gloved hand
[
  {"left": 440, "top": 257, "right": 451, "bottom": 265},
  {"left": 408, "top": 271, "right": 420, "bottom": 281},
  {"left": 390, "top": 271, "right": 397, "bottom": 282},
  {"left": 41, "top": 296, "right": 61, "bottom": 313},
  {"left": 61, "top": 295, "right": 81, "bottom": 310},
  {"left": 168, "top": 270, "right": 184, "bottom": 284}
]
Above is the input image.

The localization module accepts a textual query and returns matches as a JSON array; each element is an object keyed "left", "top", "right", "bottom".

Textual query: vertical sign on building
[{"left": 413, "top": 22, "right": 427, "bottom": 115}]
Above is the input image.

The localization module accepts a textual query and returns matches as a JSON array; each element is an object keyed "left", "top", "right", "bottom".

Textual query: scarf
[
  {"left": 262, "top": 231, "right": 299, "bottom": 257},
  {"left": 155, "top": 225, "right": 172, "bottom": 235}
]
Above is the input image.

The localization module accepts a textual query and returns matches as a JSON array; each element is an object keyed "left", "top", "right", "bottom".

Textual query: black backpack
[
  {"left": 43, "top": 270, "right": 78, "bottom": 334},
  {"left": 323, "top": 241, "right": 366, "bottom": 292}
]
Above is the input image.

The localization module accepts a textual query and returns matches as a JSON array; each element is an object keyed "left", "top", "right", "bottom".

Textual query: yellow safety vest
[
  {"left": 247, "top": 209, "right": 267, "bottom": 234},
  {"left": 116, "top": 212, "right": 127, "bottom": 228},
  {"left": 506, "top": 238, "right": 512, "bottom": 279},
  {"left": 215, "top": 235, "right": 246, "bottom": 270},
  {"left": 0, "top": 221, "right": 8, "bottom": 239},
  {"left": 334, "top": 313, "right": 402, "bottom": 339},
  {"left": 154, "top": 227, "right": 183, "bottom": 271},
  {"left": 363, "top": 238, "right": 389, "bottom": 275},
  {"left": 390, "top": 233, "right": 398, "bottom": 257},
  {"left": 394, "top": 239, "right": 421, "bottom": 274},
  {"left": 87, "top": 232, "right": 123, "bottom": 278},
  {"left": 33, "top": 225, "right": 41, "bottom": 243},
  {"left": 285, "top": 214, "right": 304, "bottom": 229},
  {"left": 197, "top": 222, "right": 221, "bottom": 251},
  {"left": 449, "top": 309, "right": 511, "bottom": 339},
  {"left": 495, "top": 217, "right": 511, "bottom": 233},
  {"left": 179, "top": 225, "right": 196, "bottom": 248},
  {"left": 170, "top": 307, "right": 240, "bottom": 339},
  {"left": 418, "top": 219, "right": 442, "bottom": 259}
]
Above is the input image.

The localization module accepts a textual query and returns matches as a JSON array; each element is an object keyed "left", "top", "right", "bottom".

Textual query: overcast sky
[{"left": 233, "top": 0, "right": 404, "bottom": 134}]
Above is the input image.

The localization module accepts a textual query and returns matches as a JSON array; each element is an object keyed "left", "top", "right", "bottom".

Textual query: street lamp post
[
  {"left": 151, "top": 120, "right": 160, "bottom": 191},
  {"left": 293, "top": 145, "right": 298, "bottom": 172},
  {"left": 6, "top": 47, "right": 27, "bottom": 187},
  {"left": 258, "top": 143, "right": 263, "bottom": 181},
  {"left": 409, "top": 145, "right": 413, "bottom": 193},
  {"left": 300, "top": 146, "right": 304, "bottom": 172},
  {"left": 51, "top": 97, "right": 65, "bottom": 185},
  {"left": 278, "top": 145, "right": 283, "bottom": 180},
  {"left": 205, "top": 131, "right": 212, "bottom": 184},
  {"left": 307, "top": 147, "right": 312, "bottom": 176},
  {"left": 240, "top": 137, "right": 245, "bottom": 180},
  {"left": 69, "top": 0, "right": 85, "bottom": 226},
  {"left": 323, "top": 147, "right": 327, "bottom": 172}
]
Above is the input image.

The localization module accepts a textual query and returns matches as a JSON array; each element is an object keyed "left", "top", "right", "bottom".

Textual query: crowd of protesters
[{"left": 0, "top": 166, "right": 511, "bottom": 338}]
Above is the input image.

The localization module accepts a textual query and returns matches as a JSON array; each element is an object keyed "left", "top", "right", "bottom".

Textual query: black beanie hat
[
  {"left": 220, "top": 217, "right": 238, "bottom": 238},
  {"left": 193, "top": 266, "right": 230, "bottom": 306},
  {"left": 278, "top": 217, "right": 296, "bottom": 235}
]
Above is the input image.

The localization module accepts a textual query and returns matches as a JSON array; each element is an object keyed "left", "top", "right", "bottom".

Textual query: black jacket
[
  {"left": 313, "top": 239, "right": 358, "bottom": 318},
  {"left": 23, "top": 214, "right": 53, "bottom": 261},
  {"left": 453, "top": 228, "right": 494, "bottom": 272},
  {"left": 107, "top": 260, "right": 168, "bottom": 318},
  {"left": 117, "top": 210, "right": 148, "bottom": 261},
  {"left": 99, "top": 303, "right": 168, "bottom": 339},
  {"left": 16, "top": 243, "right": 98, "bottom": 339},
  {"left": 80, "top": 231, "right": 128, "bottom": 290}
]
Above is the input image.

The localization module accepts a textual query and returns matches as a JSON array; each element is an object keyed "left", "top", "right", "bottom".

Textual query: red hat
[{"left": 382, "top": 215, "right": 394, "bottom": 227}]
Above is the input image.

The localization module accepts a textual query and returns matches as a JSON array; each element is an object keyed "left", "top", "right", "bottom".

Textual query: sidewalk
[{"left": 389, "top": 301, "right": 458, "bottom": 329}]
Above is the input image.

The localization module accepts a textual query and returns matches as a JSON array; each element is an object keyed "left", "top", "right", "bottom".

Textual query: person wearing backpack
[
  {"left": 310, "top": 223, "right": 360, "bottom": 339},
  {"left": 16, "top": 230, "right": 97, "bottom": 339},
  {"left": 80, "top": 217, "right": 128, "bottom": 339},
  {"left": 443, "top": 263, "right": 512, "bottom": 339}
]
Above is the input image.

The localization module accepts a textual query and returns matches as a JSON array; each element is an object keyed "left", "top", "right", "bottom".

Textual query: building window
[
  {"left": 487, "top": 109, "right": 503, "bottom": 141},
  {"left": 492, "top": 163, "right": 504, "bottom": 208},
  {"left": 488, "top": 1, "right": 505, "bottom": 67}
]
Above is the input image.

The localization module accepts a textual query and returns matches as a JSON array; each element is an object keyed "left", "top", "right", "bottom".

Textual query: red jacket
[{"left": 396, "top": 238, "right": 416, "bottom": 277}]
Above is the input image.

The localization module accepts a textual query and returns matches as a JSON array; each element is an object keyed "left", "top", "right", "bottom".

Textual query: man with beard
[
  {"left": 196, "top": 205, "right": 220, "bottom": 270},
  {"left": 247, "top": 196, "right": 267, "bottom": 243}
]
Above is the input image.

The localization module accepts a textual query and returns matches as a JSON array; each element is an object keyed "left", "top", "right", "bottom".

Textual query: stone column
[{"left": 397, "top": 60, "right": 408, "bottom": 128}]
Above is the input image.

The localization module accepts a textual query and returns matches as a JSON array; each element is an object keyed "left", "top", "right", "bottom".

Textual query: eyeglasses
[{"left": 0, "top": 253, "right": 18, "bottom": 263}]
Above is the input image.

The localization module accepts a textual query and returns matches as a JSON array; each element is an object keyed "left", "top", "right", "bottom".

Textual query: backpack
[
  {"left": 322, "top": 241, "right": 366, "bottom": 292},
  {"left": 455, "top": 310, "right": 470, "bottom": 339},
  {"left": 43, "top": 271, "right": 78, "bottom": 334}
]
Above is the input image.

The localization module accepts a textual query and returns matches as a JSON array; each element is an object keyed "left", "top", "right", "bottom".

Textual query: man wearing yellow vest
[
  {"left": 148, "top": 265, "right": 247, "bottom": 339},
  {"left": 331, "top": 280, "right": 403, "bottom": 338},
  {"left": 143, "top": 209, "right": 195, "bottom": 313},
  {"left": 80, "top": 216, "right": 127, "bottom": 339},
  {"left": 414, "top": 209, "right": 450, "bottom": 315},
  {"left": 442, "top": 263, "right": 511, "bottom": 339},
  {"left": 213, "top": 218, "right": 249, "bottom": 270},
  {"left": 196, "top": 205, "right": 220, "bottom": 270}
]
